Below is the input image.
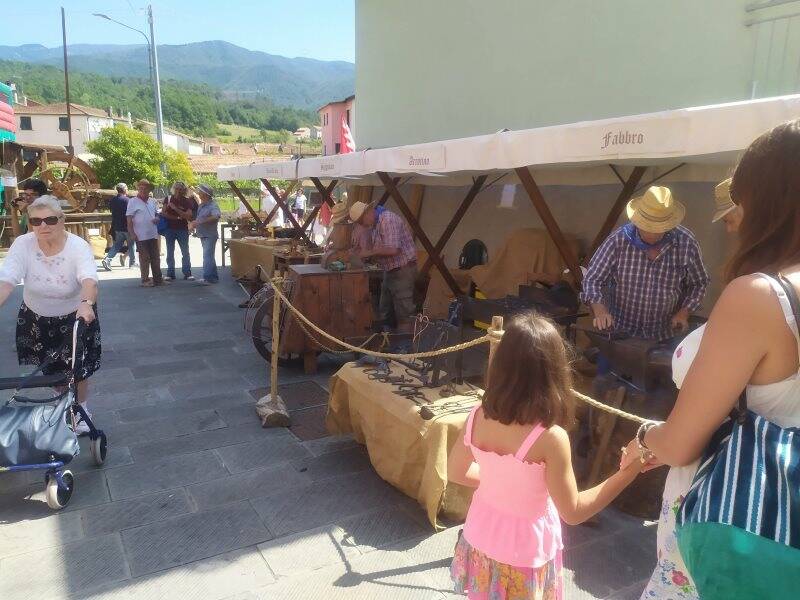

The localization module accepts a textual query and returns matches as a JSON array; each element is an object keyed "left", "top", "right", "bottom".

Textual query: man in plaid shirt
[
  {"left": 350, "top": 201, "right": 418, "bottom": 332},
  {"left": 581, "top": 186, "right": 709, "bottom": 341}
]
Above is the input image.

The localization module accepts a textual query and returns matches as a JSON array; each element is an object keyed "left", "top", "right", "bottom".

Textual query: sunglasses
[{"left": 29, "top": 216, "right": 61, "bottom": 226}]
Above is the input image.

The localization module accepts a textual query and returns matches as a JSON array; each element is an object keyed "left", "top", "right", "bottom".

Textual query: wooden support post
[
  {"left": 227, "top": 181, "right": 264, "bottom": 227},
  {"left": 515, "top": 166, "right": 583, "bottom": 285},
  {"left": 587, "top": 166, "right": 647, "bottom": 259},
  {"left": 586, "top": 385, "right": 626, "bottom": 486},
  {"left": 487, "top": 315, "right": 504, "bottom": 380},
  {"left": 377, "top": 178, "right": 401, "bottom": 206},
  {"left": 377, "top": 171, "right": 463, "bottom": 297},
  {"left": 419, "top": 175, "right": 487, "bottom": 279},
  {"left": 2, "top": 143, "right": 21, "bottom": 238},
  {"left": 255, "top": 277, "right": 291, "bottom": 428},
  {"left": 261, "top": 179, "right": 313, "bottom": 245},
  {"left": 310, "top": 178, "right": 337, "bottom": 208},
  {"left": 406, "top": 184, "right": 426, "bottom": 240}
]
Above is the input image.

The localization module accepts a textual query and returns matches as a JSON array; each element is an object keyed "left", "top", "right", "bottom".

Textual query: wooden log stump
[{"left": 255, "top": 393, "right": 291, "bottom": 428}]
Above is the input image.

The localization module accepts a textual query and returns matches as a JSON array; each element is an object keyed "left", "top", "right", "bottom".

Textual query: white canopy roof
[{"left": 217, "top": 94, "right": 800, "bottom": 186}]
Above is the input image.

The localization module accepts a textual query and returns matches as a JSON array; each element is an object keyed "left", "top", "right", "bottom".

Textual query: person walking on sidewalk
[
  {"left": 126, "top": 179, "right": 164, "bottom": 287},
  {"left": 189, "top": 184, "right": 221, "bottom": 285},
  {"left": 101, "top": 183, "right": 136, "bottom": 271},
  {"left": 162, "top": 181, "right": 197, "bottom": 281}
]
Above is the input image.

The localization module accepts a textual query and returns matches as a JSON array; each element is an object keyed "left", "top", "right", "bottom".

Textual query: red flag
[{"left": 340, "top": 114, "right": 355, "bottom": 154}]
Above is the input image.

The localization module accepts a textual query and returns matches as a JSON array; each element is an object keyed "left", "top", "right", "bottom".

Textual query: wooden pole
[
  {"left": 227, "top": 181, "right": 263, "bottom": 227},
  {"left": 2, "top": 143, "right": 21, "bottom": 238},
  {"left": 271, "top": 278, "right": 281, "bottom": 398},
  {"left": 61, "top": 7, "right": 74, "bottom": 155},
  {"left": 587, "top": 166, "right": 647, "bottom": 259},
  {"left": 486, "top": 316, "right": 504, "bottom": 387},
  {"left": 407, "top": 184, "right": 426, "bottom": 240},
  {"left": 377, "top": 171, "right": 463, "bottom": 296},
  {"left": 419, "top": 175, "right": 487, "bottom": 278},
  {"left": 254, "top": 276, "right": 291, "bottom": 428},
  {"left": 515, "top": 166, "right": 583, "bottom": 285}
]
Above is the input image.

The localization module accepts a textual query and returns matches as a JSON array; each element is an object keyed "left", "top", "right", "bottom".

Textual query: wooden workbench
[{"left": 280, "top": 264, "right": 374, "bottom": 373}]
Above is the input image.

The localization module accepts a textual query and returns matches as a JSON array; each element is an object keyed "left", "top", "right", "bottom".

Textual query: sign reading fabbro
[
  {"left": 390, "top": 143, "right": 446, "bottom": 171},
  {"left": 567, "top": 117, "right": 690, "bottom": 158}
]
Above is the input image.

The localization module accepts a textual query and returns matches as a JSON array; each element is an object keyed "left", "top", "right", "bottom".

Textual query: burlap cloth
[
  {"left": 228, "top": 238, "right": 290, "bottom": 280},
  {"left": 326, "top": 362, "right": 479, "bottom": 529},
  {"left": 422, "top": 228, "right": 581, "bottom": 318}
]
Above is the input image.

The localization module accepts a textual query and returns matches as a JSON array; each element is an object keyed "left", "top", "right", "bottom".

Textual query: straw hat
[
  {"left": 712, "top": 178, "right": 736, "bottom": 223},
  {"left": 136, "top": 179, "right": 154, "bottom": 192},
  {"left": 349, "top": 201, "right": 369, "bottom": 223},
  {"left": 331, "top": 201, "right": 349, "bottom": 224},
  {"left": 626, "top": 186, "right": 685, "bottom": 234}
]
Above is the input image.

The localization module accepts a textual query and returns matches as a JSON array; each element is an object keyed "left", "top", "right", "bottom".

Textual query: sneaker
[
  {"left": 164, "top": 275, "right": 176, "bottom": 281},
  {"left": 196, "top": 279, "right": 211, "bottom": 286},
  {"left": 129, "top": 262, "right": 137, "bottom": 269},
  {"left": 185, "top": 275, "right": 195, "bottom": 281},
  {"left": 118, "top": 255, "right": 125, "bottom": 267},
  {"left": 101, "top": 258, "right": 112, "bottom": 272},
  {"left": 141, "top": 280, "right": 155, "bottom": 287}
]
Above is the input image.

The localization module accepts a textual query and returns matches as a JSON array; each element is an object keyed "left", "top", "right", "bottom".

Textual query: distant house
[
  {"left": 294, "top": 127, "right": 311, "bottom": 139},
  {"left": 310, "top": 125, "right": 322, "bottom": 140},
  {"left": 13, "top": 102, "right": 130, "bottom": 156},
  {"left": 318, "top": 94, "right": 354, "bottom": 155},
  {"left": 135, "top": 119, "right": 204, "bottom": 155}
]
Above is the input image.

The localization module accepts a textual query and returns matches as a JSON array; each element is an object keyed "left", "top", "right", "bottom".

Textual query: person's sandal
[{"left": 141, "top": 280, "right": 155, "bottom": 287}]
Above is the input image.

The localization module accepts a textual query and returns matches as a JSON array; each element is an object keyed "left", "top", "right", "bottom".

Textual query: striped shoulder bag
[{"left": 676, "top": 273, "right": 800, "bottom": 599}]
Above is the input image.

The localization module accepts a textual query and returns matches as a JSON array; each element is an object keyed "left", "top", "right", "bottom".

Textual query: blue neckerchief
[
  {"left": 622, "top": 223, "right": 672, "bottom": 252},
  {"left": 374, "top": 205, "right": 386, "bottom": 222}
]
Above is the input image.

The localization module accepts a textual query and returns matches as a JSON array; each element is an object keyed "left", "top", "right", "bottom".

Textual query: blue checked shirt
[{"left": 581, "top": 225, "right": 709, "bottom": 340}]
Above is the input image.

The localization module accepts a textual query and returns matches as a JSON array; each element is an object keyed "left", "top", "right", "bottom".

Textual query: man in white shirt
[
  {"left": 126, "top": 179, "right": 164, "bottom": 287},
  {"left": 294, "top": 189, "right": 307, "bottom": 222},
  {"left": 259, "top": 182, "right": 283, "bottom": 227}
]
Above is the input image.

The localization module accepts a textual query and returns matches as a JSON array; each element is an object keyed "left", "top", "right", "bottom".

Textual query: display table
[
  {"left": 228, "top": 238, "right": 291, "bottom": 281},
  {"left": 326, "top": 362, "right": 480, "bottom": 528}
]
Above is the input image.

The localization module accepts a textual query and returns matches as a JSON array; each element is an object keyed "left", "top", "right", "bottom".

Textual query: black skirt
[{"left": 16, "top": 302, "right": 102, "bottom": 382}]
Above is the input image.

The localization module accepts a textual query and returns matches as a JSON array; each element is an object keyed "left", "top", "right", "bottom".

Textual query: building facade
[
  {"left": 356, "top": 0, "right": 800, "bottom": 148},
  {"left": 318, "top": 95, "right": 355, "bottom": 155},
  {"left": 14, "top": 103, "right": 128, "bottom": 156}
]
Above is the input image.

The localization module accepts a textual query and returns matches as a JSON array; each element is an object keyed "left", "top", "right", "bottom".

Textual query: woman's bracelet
[{"left": 636, "top": 421, "right": 661, "bottom": 463}]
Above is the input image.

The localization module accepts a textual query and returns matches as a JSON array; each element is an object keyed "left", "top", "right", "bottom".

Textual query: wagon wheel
[
  {"left": 246, "top": 285, "right": 304, "bottom": 365},
  {"left": 21, "top": 150, "right": 100, "bottom": 212}
]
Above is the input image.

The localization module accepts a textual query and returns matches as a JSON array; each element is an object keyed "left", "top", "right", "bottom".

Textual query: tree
[{"left": 87, "top": 124, "right": 195, "bottom": 188}]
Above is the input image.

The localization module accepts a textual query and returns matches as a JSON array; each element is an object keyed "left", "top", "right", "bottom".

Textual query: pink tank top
[{"left": 461, "top": 406, "right": 563, "bottom": 568}]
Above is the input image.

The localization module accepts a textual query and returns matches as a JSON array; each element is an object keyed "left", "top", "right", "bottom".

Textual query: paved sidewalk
[{"left": 0, "top": 241, "right": 656, "bottom": 600}]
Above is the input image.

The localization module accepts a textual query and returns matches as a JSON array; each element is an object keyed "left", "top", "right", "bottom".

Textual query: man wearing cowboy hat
[
  {"left": 581, "top": 185, "right": 709, "bottom": 341},
  {"left": 349, "top": 200, "right": 417, "bottom": 333},
  {"left": 712, "top": 177, "right": 742, "bottom": 233}
]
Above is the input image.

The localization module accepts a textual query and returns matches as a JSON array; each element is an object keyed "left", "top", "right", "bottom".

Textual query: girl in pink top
[{"left": 448, "top": 312, "right": 646, "bottom": 600}]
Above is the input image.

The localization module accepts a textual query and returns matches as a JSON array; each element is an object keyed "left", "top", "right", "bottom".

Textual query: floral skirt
[
  {"left": 451, "top": 534, "right": 562, "bottom": 600},
  {"left": 16, "top": 303, "right": 101, "bottom": 383}
]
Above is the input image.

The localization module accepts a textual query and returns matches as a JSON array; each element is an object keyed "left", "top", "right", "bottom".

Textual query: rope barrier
[
  {"left": 262, "top": 273, "right": 652, "bottom": 424},
  {"left": 266, "top": 275, "right": 490, "bottom": 360},
  {"left": 570, "top": 389, "right": 651, "bottom": 425}
]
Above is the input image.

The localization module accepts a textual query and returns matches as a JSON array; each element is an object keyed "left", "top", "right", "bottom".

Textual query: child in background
[{"left": 448, "top": 311, "right": 645, "bottom": 599}]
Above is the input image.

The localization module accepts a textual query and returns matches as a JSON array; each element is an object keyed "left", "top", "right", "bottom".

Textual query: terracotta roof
[
  {"left": 14, "top": 103, "right": 117, "bottom": 119},
  {"left": 317, "top": 94, "right": 355, "bottom": 112},
  {"left": 187, "top": 154, "right": 292, "bottom": 174}
]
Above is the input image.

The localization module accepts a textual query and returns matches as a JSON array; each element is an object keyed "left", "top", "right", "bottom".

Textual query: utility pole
[
  {"left": 148, "top": 5, "right": 165, "bottom": 152},
  {"left": 61, "top": 7, "right": 74, "bottom": 154}
]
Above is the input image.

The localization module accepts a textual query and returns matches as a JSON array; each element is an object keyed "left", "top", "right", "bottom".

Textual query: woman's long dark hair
[{"left": 726, "top": 119, "right": 800, "bottom": 281}]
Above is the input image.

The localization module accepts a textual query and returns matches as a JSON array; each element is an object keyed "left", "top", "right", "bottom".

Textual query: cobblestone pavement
[{"left": 0, "top": 240, "right": 656, "bottom": 599}]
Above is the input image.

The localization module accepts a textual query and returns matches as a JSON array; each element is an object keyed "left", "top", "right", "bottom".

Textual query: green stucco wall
[{"left": 356, "top": 0, "right": 800, "bottom": 149}]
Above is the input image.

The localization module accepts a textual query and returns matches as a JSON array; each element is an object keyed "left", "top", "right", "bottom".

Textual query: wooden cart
[{"left": 249, "top": 264, "right": 374, "bottom": 373}]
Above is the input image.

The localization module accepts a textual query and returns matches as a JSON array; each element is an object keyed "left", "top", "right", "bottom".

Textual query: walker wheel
[
  {"left": 90, "top": 434, "right": 107, "bottom": 466},
  {"left": 45, "top": 470, "right": 74, "bottom": 510}
]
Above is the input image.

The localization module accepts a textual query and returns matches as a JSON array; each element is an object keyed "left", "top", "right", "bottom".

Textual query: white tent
[{"left": 218, "top": 94, "right": 800, "bottom": 186}]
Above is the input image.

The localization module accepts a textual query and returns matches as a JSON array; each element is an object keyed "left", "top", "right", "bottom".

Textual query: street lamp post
[{"left": 93, "top": 5, "right": 165, "bottom": 152}]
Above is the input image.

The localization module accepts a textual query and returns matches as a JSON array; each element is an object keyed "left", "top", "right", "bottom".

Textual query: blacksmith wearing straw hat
[{"left": 581, "top": 185, "right": 710, "bottom": 341}]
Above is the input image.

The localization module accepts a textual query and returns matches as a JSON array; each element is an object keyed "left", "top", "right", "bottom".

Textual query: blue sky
[{"left": 4, "top": 0, "right": 355, "bottom": 63}]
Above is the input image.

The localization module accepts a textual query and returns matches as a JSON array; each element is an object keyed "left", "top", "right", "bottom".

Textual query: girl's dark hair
[
  {"left": 482, "top": 311, "right": 574, "bottom": 427},
  {"left": 726, "top": 119, "right": 800, "bottom": 282}
]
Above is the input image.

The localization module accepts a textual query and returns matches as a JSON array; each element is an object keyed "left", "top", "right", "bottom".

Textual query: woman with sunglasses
[{"left": 0, "top": 195, "right": 101, "bottom": 434}]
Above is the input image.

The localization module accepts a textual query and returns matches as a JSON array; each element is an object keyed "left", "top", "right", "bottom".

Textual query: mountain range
[{"left": 0, "top": 41, "right": 354, "bottom": 110}]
